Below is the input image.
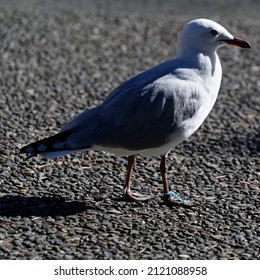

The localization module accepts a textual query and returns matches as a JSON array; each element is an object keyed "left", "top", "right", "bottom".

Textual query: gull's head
[{"left": 177, "top": 18, "right": 251, "bottom": 58}]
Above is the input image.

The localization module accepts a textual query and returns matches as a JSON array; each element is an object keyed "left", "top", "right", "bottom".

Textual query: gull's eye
[{"left": 210, "top": 30, "right": 218, "bottom": 36}]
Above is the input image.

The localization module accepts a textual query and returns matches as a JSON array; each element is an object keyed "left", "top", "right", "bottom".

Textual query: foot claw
[{"left": 163, "top": 191, "right": 193, "bottom": 207}]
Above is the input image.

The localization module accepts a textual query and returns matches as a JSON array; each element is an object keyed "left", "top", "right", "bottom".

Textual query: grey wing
[
  {"left": 58, "top": 70, "right": 155, "bottom": 149},
  {"left": 60, "top": 74, "right": 203, "bottom": 151},
  {"left": 91, "top": 76, "right": 203, "bottom": 150},
  {"left": 60, "top": 65, "right": 157, "bottom": 134}
]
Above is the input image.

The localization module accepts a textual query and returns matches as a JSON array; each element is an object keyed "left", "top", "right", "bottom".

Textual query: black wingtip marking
[
  {"left": 19, "top": 146, "right": 33, "bottom": 154},
  {"left": 19, "top": 130, "right": 72, "bottom": 157}
]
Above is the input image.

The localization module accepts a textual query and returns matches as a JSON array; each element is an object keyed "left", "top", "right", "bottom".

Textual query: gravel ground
[{"left": 0, "top": 1, "right": 259, "bottom": 260}]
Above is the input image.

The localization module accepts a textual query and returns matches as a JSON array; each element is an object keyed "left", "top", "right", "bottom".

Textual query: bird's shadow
[{"left": 0, "top": 195, "right": 87, "bottom": 218}]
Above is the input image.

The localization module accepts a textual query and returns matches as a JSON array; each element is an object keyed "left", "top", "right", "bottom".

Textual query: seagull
[{"left": 20, "top": 19, "right": 251, "bottom": 206}]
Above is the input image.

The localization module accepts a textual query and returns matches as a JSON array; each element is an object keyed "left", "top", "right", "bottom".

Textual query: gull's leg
[
  {"left": 160, "top": 155, "right": 170, "bottom": 193},
  {"left": 160, "top": 155, "right": 193, "bottom": 207},
  {"left": 123, "top": 155, "right": 135, "bottom": 197},
  {"left": 123, "top": 155, "right": 154, "bottom": 201}
]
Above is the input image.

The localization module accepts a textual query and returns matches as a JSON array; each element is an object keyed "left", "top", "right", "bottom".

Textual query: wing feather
[
  {"left": 60, "top": 61, "right": 204, "bottom": 151},
  {"left": 91, "top": 74, "right": 203, "bottom": 150}
]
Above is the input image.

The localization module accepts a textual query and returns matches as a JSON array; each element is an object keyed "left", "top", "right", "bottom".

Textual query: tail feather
[{"left": 19, "top": 131, "right": 81, "bottom": 158}]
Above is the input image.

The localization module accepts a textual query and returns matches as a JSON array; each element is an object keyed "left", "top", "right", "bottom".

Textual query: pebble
[{"left": 178, "top": 254, "right": 191, "bottom": 259}]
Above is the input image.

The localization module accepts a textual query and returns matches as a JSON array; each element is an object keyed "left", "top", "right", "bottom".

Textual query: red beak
[{"left": 222, "top": 37, "right": 251, "bottom": 48}]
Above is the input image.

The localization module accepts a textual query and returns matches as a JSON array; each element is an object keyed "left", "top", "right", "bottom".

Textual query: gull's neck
[
  {"left": 176, "top": 49, "right": 219, "bottom": 77},
  {"left": 176, "top": 49, "right": 222, "bottom": 98},
  {"left": 197, "top": 52, "right": 218, "bottom": 77}
]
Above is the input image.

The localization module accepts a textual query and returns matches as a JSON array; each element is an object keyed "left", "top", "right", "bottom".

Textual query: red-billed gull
[{"left": 20, "top": 19, "right": 251, "bottom": 206}]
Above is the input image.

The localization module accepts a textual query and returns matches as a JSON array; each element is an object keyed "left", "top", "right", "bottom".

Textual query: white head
[{"left": 176, "top": 18, "right": 251, "bottom": 58}]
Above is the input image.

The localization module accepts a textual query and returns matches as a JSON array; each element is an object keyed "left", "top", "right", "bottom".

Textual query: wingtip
[
  {"left": 19, "top": 131, "right": 77, "bottom": 159},
  {"left": 19, "top": 145, "right": 34, "bottom": 154},
  {"left": 19, "top": 144, "right": 38, "bottom": 160}
]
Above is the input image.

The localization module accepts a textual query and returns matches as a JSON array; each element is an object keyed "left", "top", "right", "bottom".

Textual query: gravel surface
[{"left": 0, "top": 1, "right": 259, "bottom": 260}]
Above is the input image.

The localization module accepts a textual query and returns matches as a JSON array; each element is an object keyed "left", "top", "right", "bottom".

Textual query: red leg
[
  {"left": 123, "top": 155, "right": 135, "bottom": 196},
  {"left": 123, "top": 155, "right": 154, "bottom": 201},
  {"left": 160, "top": 155, "right": 193, "bottom": 207},
  {"left": 160, "top": 155, "right": 170, "bottom": 193}
]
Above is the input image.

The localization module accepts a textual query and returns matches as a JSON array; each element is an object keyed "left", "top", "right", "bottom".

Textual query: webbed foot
[
  {"left": 163, "top": 191, "right": 193, "bottom": 207},
  {"left": 123, "top": 191, "right": 154, "bottom": 201}
]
